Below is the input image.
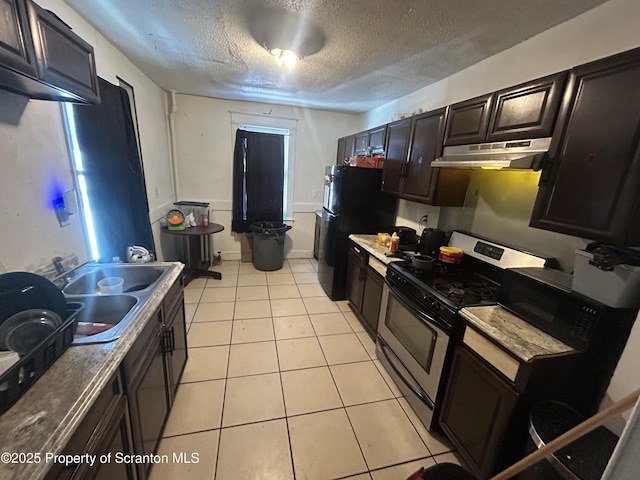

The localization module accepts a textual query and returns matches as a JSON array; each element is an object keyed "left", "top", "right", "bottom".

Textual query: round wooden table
[{"left": 162, "top": 223, "right": 224, "bottom": 285}]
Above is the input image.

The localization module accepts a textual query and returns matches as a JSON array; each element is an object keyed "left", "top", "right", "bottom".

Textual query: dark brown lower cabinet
[
  {"left": 44, "top": 277, "right": 187, "bottom": 480},
  {"left": 163, "top": 286, "right": 188, "bottom": 402},
  {"left": 126, "top": 319, "right": 168, "bottom": 480},
  {"left": 125, "top": 276, "right": 187, "bottom": 480},
  {"left": 44, "top": 372, "right": 136, "bottom": 480},
  {"left": 360, "top": 265, "right": 384, "bottom": 332},
  {"left": 439, "top": 345, "right": 518, "bottom": 479},
  {"left": 345, "top": 241, "right": 385, "bottom": 335}
]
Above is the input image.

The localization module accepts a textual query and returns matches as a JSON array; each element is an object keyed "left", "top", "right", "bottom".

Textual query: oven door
[{"left": 376, "top": 282, "right": 450, "bottom": 429}]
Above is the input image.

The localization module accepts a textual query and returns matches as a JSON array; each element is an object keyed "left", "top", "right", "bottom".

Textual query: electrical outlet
[{"left": 312, "top": 189, "right": 319, "bottom": 199}]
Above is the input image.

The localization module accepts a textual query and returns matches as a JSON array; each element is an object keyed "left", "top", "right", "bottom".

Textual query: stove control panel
[{"left": 473, "top": 241, "right": 504, "bottom": 260}]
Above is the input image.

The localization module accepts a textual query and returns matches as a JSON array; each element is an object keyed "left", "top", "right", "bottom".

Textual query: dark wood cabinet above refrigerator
[{"left": 0, "top": 0, "right": 99, "bottom": 104}]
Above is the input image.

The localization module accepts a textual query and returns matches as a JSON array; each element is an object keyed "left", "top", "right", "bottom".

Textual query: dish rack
[{"left": 0, "top": 302, "right": 84, "bottom": 414}]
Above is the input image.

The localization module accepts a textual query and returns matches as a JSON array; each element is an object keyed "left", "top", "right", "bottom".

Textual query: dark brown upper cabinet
[
  {"left": 336, "top": 136, "right": 347, "bottom": 165},
  {"left": 353, "top": 126, "right": 388, "bottom": 156},
  {"left": 367, "top": 124, "right": 387, "bottom": 154},
  {"left": 381, "top": 117, "right": 411, "bottom": 195},
  {"left": 382, "top": 110, "right": 469, "bottom": 206},
  {"left": 443, "top": 93, "right": 493, "bottom": 146},
  {"left": 486, "top": 72, "right": 567, "bottom": 142},
  {"left": 444, "top": 73, "right": 567, "bottom": 146},
  {"left": 530, "top": 47, "right": 640, "bottom": 246},
  {"left": 0, "top": 0, "right": 37, "bottom": 78},
  {"left": 336, "top": 135, "right": 356, "bottom": 164},
  {"left": 354, "top": 131, "right": 368, "bottom": 155},
  {"left": 0, "top": 0, "right": 99, "bottom": 104}
]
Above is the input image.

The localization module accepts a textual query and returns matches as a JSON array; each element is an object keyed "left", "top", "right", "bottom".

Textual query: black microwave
[{"left": 498, "top": 267, "right": 637, "bottom": 351}]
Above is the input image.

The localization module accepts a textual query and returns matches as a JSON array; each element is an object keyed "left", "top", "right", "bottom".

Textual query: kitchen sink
[
  {"left": 68, "top": 294, "right": 139, "bottom": 344},
  {"left": 63, "top": 264, "right": 171, "bottom": 295},
  {"left": 62, "top": 262, "right": 176, "bottom": 345}
]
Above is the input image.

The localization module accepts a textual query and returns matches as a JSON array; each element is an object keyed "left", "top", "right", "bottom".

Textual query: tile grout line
[
  {"left": 307, "top": 299, "right": 374, "bottom": 477},
  {"left": 268, "top": 276, "right": 299, "bottom": 480},
  {"left": 206, "top": 267, "right": 238, "bottom": 480}
]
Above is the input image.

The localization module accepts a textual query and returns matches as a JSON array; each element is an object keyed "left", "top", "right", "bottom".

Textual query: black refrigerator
[{"left": 318, "top": 165, "right": 397, "bottom": 300}]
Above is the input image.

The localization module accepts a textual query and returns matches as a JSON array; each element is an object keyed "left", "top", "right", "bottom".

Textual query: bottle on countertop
[{"left": 389, "top": 232, "right": 400, "bottom": 253}]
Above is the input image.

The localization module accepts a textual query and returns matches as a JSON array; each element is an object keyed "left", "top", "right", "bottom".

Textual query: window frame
[{"left": 230, "top": 112, "right": 297, "bottom": 221}]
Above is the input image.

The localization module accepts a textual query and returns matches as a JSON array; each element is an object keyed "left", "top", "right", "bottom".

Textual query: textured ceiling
[{"left": 63, "top": 0, "right": 609, "bottom": 113}]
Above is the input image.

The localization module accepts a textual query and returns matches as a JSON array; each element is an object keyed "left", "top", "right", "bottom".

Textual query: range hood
[{"left": 432, "top": 137, "right": 552, "bottom": 170}]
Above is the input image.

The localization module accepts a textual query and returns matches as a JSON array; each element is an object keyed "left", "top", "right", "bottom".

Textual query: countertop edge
[
  {"left": 460, "top": 305, "right": 577, "bottom": 363},
  {"left": 348, "top": 234, "right": 400, "bottom": 265},
  {"left": 0, "top": 262, "right": 184, "bottom": 480}
]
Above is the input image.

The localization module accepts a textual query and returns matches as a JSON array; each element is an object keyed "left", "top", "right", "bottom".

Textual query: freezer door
[
  {"left": 323, "top": 165, "right": 343, "bottom": 215},
  {"left": 318, "top": 209, "right": 346, "bottom": 299}
]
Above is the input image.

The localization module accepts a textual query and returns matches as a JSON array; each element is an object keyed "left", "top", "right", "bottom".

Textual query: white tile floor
[{"left": 149, "top": 258, "right": 464, "bottom": 480}]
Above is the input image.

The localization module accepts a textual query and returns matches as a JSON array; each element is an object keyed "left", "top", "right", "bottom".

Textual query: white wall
[
  {"left": 173, "top": 95, "right": 359, "bottom": 259},
  {"left": 362, "top": 0, "right": 640, "bottom": 129},
  {"left": 356, "top": 0, "right": 640, "bottom": 420},
  {"left": 0, "top": 92, "right": 86, "bottom": 274},
  {"left": 0, "top": 0, "right": 176, "bottom": 272}
]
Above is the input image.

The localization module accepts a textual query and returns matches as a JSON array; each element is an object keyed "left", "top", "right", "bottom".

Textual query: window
[
  {"left": 239, "top": 124, "right": 291, "bottom": 219},
  {"left": 230, "top": 112, "right": 297, "bottom": 221},
  {"left": 63, "top": 78, "right": 154, "bottom": 262}
]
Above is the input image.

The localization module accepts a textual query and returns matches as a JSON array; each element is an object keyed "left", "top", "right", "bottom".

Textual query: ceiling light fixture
[{"left": 268, "top": 47, "right": 300, "bottom": 68}]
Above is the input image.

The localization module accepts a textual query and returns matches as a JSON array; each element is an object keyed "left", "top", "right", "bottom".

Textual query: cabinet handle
[
  {"left": 170, "top": 327, "right": 176, "bottom": 354},
  {"left": 353, "top": 246, "right": 361, "bottom": 254},
  {"left": 162, "top": 330, "right": 172, "bottom": 355}
]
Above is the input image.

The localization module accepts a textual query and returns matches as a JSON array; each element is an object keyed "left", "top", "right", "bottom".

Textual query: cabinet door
[
  {"left": 354, "top": 131, "right": 368, "bottom": 155},
  {"left": 344, "top": 135, "right": 355, "bottom": 161},
  {"left": 345, "top": 247, "right": 364, "bottom": 312},
  {"left": 368, "top": 125, "right": 387, "bottom": 154},
  {"left": 360, "top": 266, "right": 383, "bottom": 334},
  {"left": 128, "top": 329, "right": 169, "bottom": 480},
  {"left": 165, "top": 294, "right": 188, "bottom": 403},
  {"left": 381, "top": 118, "right": 411, "bottom": 195},
  {"left": 26, "top": 0, "right": 99, "bottom": 103},
  {"left": 84, "top": 397, "right": 136, "bottom": 480},
  {"left": 443, "top": 93, "right": 493, "bottom": 146},
  {"left": 440, "top": 345, "right": 518, "bottom": 479},
  {"left": 44, "top": 373, "right": 134, "bottom": 480},
  {"left": 487, "top": 72, "right": 567, "bottom": 142},
  {"left": 0, "top": 0, "right": 37, "bottom": 77},
  {"left": 530, "top": 47, "right": 640, "bottom": 245},
  {"left": 336, "top": 137, "right": 346, "bottom": 165},
  {"left": 403, "top": 109, "right": 446, "bottom": 203}
]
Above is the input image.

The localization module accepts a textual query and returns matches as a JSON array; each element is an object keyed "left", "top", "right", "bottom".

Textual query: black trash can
[
  {"left": 515, "top": 401, "right": 619, "bottom": 480},
  {"left": 249, "top": 222, "right": 292, "bottom": 271},
  {"left": 417, "top": 463, "right": 477, "bottom": 480}
]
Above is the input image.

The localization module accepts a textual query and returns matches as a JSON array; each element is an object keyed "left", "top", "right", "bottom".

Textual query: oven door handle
[
  {"left": 385, "top": 278, "right": 450, "bottom": 333},
  {"left": 378, "top": 336, "right": 435, "bottom": 410}
]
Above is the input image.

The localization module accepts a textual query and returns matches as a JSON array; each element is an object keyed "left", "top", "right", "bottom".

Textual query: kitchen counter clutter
[
  {"left": 0, "top": 262, "right": 184, "bottom": 480},
  {"left": 348, "top": 234, "right": 401, "bottom": 266},
  {"left": 459, "top": 305, "right": 576, "bottom": 362}
]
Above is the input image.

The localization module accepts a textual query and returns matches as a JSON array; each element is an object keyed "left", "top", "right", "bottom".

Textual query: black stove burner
[
  {"left": 389, "top": 259, "right": 500, "bottom": 308},
  {"left": 434, "top": 279, "right": 499, "bottom": 305}
]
